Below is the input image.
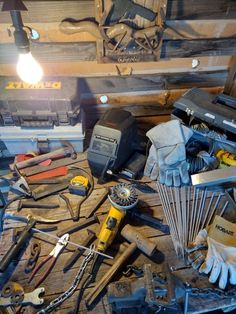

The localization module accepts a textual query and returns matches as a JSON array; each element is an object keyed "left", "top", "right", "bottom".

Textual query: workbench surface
[{"left": 0, "top": 154, "right": 235, "bottom": 314}]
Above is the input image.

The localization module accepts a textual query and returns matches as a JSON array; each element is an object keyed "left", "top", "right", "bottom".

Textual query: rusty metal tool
[
  {"left": 12, "top": 142, "right": 77, "bottom": 170},
  {"left": 4, "top": 213, "right": 61, "bottom": 224},
  {"left": 0, "top": 281, "right": 45, "bottom": 307},
  {"left": 0, "top": 214, "right": 60, "bottom": 272},
  {"left": 28, "top": 234, "right": 69, "bottom": 288},
  {"left": 25, "top": 240, "right": 41, "bottom": 274},
  {"left": 129, "top": 210, "right": 170, "bottom": 234},
  {"left": 17, "top": 199, "right": 59, "bottom": 212},
  {"left": 1, "top": 175, "right": 31, "bottom": 196},
  {"left": 59, "top": 193, "right": 75, "bottom": 220},
  {"left": 84, "top": 189, "right": 109, "bottom": 218},
  {"left": 63, "top": 229, "right": 96, "bottom": 272},
  {"left": 11, "top": 176, "right": 31, "bottom": 196},
  {"left": 32, "top": 182, "right": 69, "bottom": 200},
  {"left": 85, "top": 224, "right": 156, "bottom": 306},
  {"left": 57, "top": 214, "right": 100, "bottom": 237},
  {"left": 21, "top": 154, "right": 84, "bottom": 177},
  {"left": 0, "top": 217, "right": 36, "bottom": 272}
]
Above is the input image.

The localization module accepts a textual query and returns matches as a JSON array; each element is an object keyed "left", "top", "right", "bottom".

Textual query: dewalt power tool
[{"left": 97, "top": 183, "right": 138, "bottom": 252}]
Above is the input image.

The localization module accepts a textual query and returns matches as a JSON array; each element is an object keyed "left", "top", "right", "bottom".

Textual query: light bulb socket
[
  {"left": 10, "top": 11, "right": 30, "bottom": 54},
  {"left": 14, "top": 28, "right": 30, "bottom": 53}
]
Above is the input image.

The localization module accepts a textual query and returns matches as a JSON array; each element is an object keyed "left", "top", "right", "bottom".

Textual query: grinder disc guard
[{"left": 108, "top": 183, "right": 138, "bottom": 210}]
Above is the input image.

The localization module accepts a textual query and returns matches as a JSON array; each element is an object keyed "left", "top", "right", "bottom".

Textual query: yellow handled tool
[
  {"left": 97, "top": 183, "right": 138, "bottom": 252},
  {"left": 216, "top": 150, "right": 236, "bottom": 166}
]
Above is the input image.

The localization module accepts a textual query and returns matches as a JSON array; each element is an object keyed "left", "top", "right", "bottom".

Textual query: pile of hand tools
[{"left": 0, "top": 142, "right": 170, "bottom": 314}]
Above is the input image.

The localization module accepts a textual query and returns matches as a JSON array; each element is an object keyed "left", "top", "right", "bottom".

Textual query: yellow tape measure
[{"left": 69, "top": 175, "right": 89, "bottom": 196}]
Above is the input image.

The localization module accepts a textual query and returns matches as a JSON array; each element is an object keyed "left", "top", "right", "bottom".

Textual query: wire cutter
[{"left": 28, "top": 233, "right": 69, "bottom": 288}]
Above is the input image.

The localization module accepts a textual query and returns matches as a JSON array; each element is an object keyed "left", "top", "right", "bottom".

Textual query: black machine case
[
  {"left": 173, "top": 87, "right": 236, "bottom": 135},
  {"left": 0, "top": 77, "right": 81, "bottom": 127}
]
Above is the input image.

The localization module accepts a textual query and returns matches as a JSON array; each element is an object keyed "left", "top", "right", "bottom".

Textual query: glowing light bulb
[{"left": 16, "top": 52, "right": 43, "bottom": 84}]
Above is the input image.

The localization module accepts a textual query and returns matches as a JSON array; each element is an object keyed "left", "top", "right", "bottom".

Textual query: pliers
[{"left": 28, "top": 233, "right": 69, "bottom": 288}]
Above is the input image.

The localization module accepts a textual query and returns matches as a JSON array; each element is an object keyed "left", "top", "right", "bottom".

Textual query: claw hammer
[{"left": 85, "top": 224, "right": 157, "bottom": 306}]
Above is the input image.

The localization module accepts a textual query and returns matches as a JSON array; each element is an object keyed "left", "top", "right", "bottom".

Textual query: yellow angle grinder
[{"left": 97, "top": 183, "right": 138, "bottom": 252}]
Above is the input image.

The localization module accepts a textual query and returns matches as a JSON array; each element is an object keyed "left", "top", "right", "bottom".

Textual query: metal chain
[
  {"left": 190, "top": 287, "right": 236, "bottom": 299},
  {"left": 37, "top": 245, "right": 96, "bottom": 314}
]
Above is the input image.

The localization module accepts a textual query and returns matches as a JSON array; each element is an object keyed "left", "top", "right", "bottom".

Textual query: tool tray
[{"left": 0, "top": 77, "right": 81, "bottom": 127}]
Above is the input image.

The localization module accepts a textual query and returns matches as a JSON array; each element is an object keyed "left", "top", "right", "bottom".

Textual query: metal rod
[
  {"left": 206, "top": 193, "right": 223, "bottom": 226},
  {"left": 186, "top": 186, "right": 191, "bottom": 245},
  {"left": 193, "top": 188, "right": 207, "bottom": 240},
  {"left": 200, "top": 191, "right": 215, "bottom": 231},
  {"left": 32, "top": 228, "right": 113, "bottom": 259},
  {"left": 156, "top": 183, "right": 178, "bottom": 253},
  {"left": 188, "top": 187, "right": 196, "bottom": 243},
  {"left": 219, "top": 201, "right": 229, "bottom": 217}
]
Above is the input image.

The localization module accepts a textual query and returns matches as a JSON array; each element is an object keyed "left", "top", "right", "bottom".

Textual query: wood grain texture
[
  {"left": 0, "top": 56, "right": 231, "bottom": 77},
  {"left": 0, "top": 0, "right": 236, "bottom": 23},
  {"left": 0, "top": 38, "right": 235, "bottom": 64},
  {"left": 166, "top": 0, "right": 236, "bottom": 20},
  {"left": 1, "top": 20, "right": 236, "bottom": 43},
  {"left": 224, "top": 55, "right": 236, "bottom": 96}
]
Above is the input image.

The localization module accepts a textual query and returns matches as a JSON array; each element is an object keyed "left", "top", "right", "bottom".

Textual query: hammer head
[
  {"left": 121, "top": 224, "right": 156, "bottom": 256},
  {"left": 61, "top": 141, "right": 77, "bottom": 159}
]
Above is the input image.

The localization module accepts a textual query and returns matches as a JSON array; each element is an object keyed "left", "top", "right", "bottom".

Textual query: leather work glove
[
  {"left": 187, "top": 215, "right": 236, "bottom": 289},
  {"left": 145, "top": 120, "right": 193, "bottom": 186},
  {"left": 144, "top": 145, "right": 159, "bottom": 180}
]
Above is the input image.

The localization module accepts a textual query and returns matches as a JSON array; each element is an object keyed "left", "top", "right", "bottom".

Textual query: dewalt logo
[{"left": 5, "top": 81, "right": 62, "bottom": 90}]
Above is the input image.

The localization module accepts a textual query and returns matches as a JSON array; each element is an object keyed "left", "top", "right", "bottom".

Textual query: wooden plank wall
[{"left": 0, "top": 0, "right": 235, "bottom": 125}]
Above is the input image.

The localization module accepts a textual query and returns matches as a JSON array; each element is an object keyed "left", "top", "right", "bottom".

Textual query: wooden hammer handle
[
  {"left": 85, "top": 242, "right": 136, "bottom": 306},
  {"left": 121, "top": 224, "right": 156, "bottom": 256},
  {"left": 14, "top": 147, "right": 71, "bottom": 170}
]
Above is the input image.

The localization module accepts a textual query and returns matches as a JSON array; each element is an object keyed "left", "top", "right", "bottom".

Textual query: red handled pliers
[{"left": 28, "top": 233, "right": 69, "bottom": 288}]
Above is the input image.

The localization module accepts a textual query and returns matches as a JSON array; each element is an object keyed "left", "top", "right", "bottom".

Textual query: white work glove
[
  {"left": 145, "top": 120, "right": 193, "bottom": 186},
  {"left": 187, "top": 216, "right": 236, "bottom": 289}
]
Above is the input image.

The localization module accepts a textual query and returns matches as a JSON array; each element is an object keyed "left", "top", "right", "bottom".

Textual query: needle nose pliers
[{"left": 28, "top": 233, "right": 69, "bottom": 288}]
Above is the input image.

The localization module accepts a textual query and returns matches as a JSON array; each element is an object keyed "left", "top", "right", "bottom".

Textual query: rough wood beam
[
  {"left": 82, "top": 87, "right": 224, "bottom": 109},
  {"left": 0, "top": 0, "right": 236, "bottom": 23},
  {"left": 166, "top": 0, "right": 236, "bottom": 20},
  {"left": 77, "top": 72, "right": 227, "bottom": 97},
  {"left": 0, "top": 37, "right": 236, "bottom": 64},
  {"left": 165, "top": 20, "right": 236, "bottom": 40},
  {"left": 224, "top": 55, "right": 236, "bottom": 96},
  {"left": 0, "top": 1, "right": 95, "bottom": 23},
  {"left": 1, "top": 20, "right": 236, "bottom": 43},
  {"left": 82, "top": 87, "right": 223, "bottom": 126},
  {"left": 0, "top": 56, "right": 231, "bottom": 77}
]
